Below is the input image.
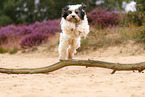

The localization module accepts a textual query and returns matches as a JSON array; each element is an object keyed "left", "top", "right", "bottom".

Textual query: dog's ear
[
  {"left": 62, "top": 6, "right": 69, "bottom": 18},
  {"left": 81, "top": 3, "right": 86, "bottom": 9},
  {"left": 79, "top": 3, "right": 86, "bottom": 20},
  {"left": 62, "top": 6, "right": 69, "bottom": 14}
]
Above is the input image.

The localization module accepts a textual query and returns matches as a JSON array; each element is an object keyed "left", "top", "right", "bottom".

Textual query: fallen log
[{"left": 0, "top": 59, "right": 145, "bottom": 74}]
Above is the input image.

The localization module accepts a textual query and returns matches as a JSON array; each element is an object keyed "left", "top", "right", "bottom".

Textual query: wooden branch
[{"left": 0, "top": 59, "right": 145, "bottom": 74}]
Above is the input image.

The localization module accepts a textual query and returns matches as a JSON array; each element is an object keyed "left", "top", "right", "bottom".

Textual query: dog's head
[{"left": 62, "top": 3, "right": 86, "bottom": 23}]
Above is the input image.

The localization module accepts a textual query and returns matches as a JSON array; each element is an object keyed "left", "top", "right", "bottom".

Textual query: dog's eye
[
  {"left": 69, "top": 11, "right": 72, "bottom": 14},
  {"left": 75, "top": 11, "right": 79, "bottom": 14}
]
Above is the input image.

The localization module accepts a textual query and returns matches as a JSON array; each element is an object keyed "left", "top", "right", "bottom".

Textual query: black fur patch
[
  {"left": 81, "top": 3, "right": 86, "bottom": 9},
  {"left": 62, "top": 6, "right": 69, "bottom": 19},
  {"left": 78, "top": 6, "right": 86, "bottom": 20}
]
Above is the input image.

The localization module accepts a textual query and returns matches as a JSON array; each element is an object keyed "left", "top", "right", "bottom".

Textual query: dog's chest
[{"left": 61, "top": 20, "right": 84, "bottom": 37}]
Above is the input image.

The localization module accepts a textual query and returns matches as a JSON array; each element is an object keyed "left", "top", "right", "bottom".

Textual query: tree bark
[{"left": 0, "top": 59, "right": 145, "bottom": 74}]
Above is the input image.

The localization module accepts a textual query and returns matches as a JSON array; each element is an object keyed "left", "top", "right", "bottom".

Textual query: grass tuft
[
  {"left": 0, "top": 48, "right": 8, "bottom": 53},
  {"left": 79, "top": 25, "right": 144, "bottom": 52}
]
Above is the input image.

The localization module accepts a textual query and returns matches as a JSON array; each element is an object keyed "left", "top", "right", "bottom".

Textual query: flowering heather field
[
  {"left": 87, "top": 8, "right": 120, "bottom": 28},
  {"left": 0, "top": 19, "right": 60, "bottom": 53}
]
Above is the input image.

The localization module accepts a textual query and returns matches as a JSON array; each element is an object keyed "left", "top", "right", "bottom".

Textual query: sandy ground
[{"left": 0, "top": 43, "right": 145, "bottom": 97}]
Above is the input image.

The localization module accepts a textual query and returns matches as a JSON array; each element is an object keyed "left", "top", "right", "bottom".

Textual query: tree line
[{"left": 0, "top": 0, "right": 143, "bottom": 26}]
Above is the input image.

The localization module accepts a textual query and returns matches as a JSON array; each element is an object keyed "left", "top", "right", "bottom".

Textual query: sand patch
[{"left": 0, "top": 42, "right": 145, "bottom": 97}]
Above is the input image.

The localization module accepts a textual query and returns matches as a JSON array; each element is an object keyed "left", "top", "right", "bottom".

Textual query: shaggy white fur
[{"left": 59, "top": 5, "right": 89, "bottom": 59}]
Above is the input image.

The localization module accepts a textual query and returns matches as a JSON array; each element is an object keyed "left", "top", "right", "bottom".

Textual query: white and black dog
[{"left": 59, "top": 3, "right": 90, "bottom": 59}]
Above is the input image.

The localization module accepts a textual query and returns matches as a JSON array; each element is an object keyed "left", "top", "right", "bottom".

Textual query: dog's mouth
[
  {"left": 69, "top": 18, "right": 81, "bottom": 23},
  {"left": 69, "top": 18, "right": 78, "bottom": 23}
]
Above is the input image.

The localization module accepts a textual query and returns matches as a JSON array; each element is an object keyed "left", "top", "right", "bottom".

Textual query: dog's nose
[{"left": 72, "top": 15, "right": 75, "bottom": 18}]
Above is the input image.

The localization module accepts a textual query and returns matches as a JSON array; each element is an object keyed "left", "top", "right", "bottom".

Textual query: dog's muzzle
[{"left": 66, "top": 14, "right": 81, "bottom": 23}]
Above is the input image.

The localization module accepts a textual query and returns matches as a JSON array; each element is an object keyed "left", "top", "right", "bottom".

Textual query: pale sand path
[{"left": 0, "top": 45, "right": 145, "bottom": 97}]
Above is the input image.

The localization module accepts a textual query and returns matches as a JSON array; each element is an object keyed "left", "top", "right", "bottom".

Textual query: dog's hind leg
[{"left": 68, "top": 37, "right": 81, "bottom": 59}]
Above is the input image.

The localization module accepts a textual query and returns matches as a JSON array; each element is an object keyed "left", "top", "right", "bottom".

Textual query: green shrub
[
  {"left": 135, "top": 0, "right": 145, "bottom": 42},
  {"left": 140, "top": 30, "right": 145, "bottom": 42},
  {"left": 0, "top": 48, "right": 8, "bottom": 53},
  {"left": 0, "top": 15, "right": 13, "bottom": 26},
  {"left": 120, "top": 0, "right": 145, "bottom": 27},
  {"left": 120, "top": 11, "right": 144, "bottom": 26},
  {"left": 139, "top": 24, "right": 145, "bottom": 42},
  {"left": 136, "top": 0, "right": 145, "bottom": 12}
]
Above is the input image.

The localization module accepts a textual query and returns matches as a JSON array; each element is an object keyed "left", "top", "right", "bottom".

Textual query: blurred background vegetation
[
  {"left": 0, "top": 0, "right": 144, "bottom": 54},
  {"left": 0, "top": 0, "right": 144, "bottom": 26}
]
